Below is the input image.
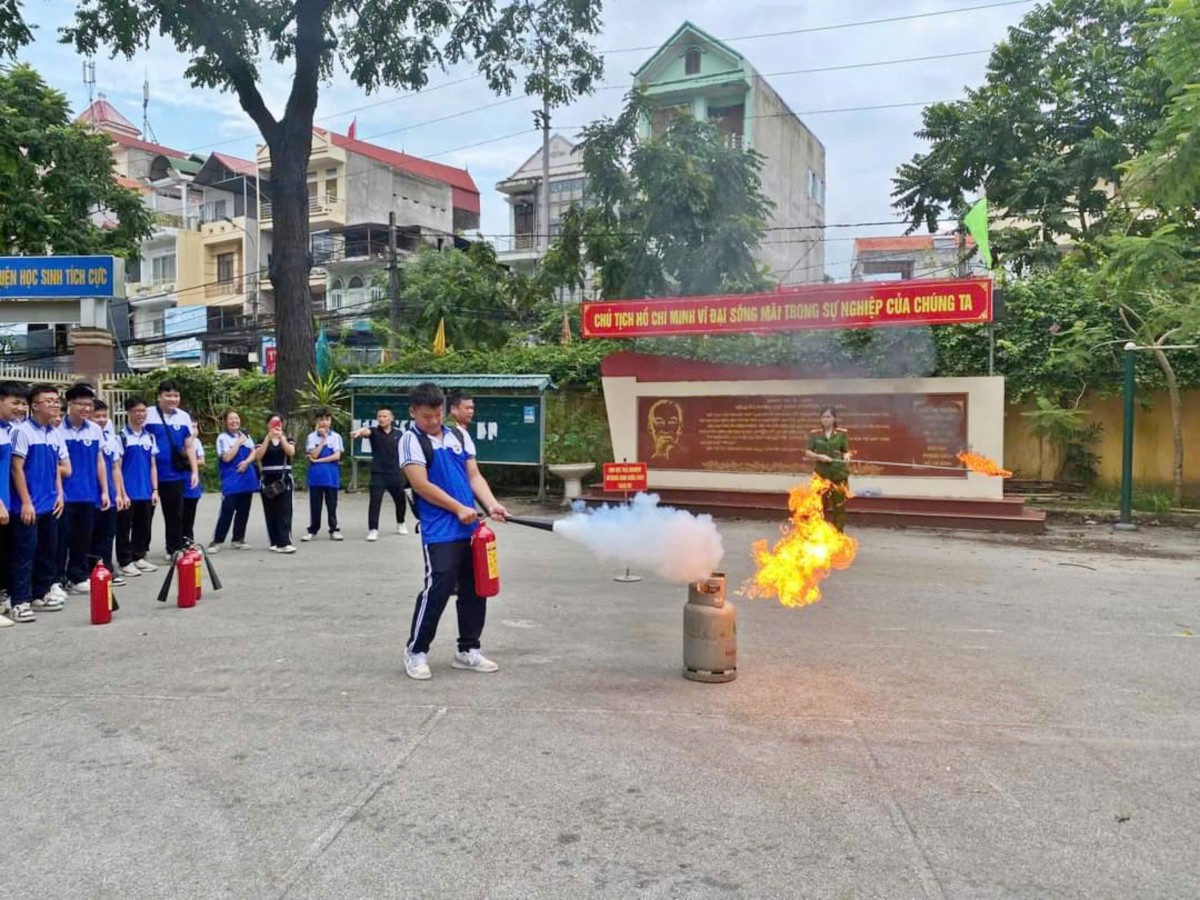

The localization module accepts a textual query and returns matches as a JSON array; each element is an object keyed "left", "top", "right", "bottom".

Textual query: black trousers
[
  {"left": 407, "top": 539, "right": 486, "bottom": 655},
  {"left": 367, "top": 476, "right": 407, "bottom": 530},
  {"left": 10, "top": 512, "right": 59, "bottom": 604},
  {"left": 91, "top": 506, "right": 117, "bottom": 573},
  {"left": 0, "top": 521, "right": 11, "bottom": 597},
  {"left": 307, "top": 486, "right": 339, "bottom": 534},
  {"left": 262, "top": 485, "right": 293, "bottom": 548},
  {"left": 213, "top": 492, "right": 253, "bottom": 545},
  {"left": 182, "top": 496, "right": 199, "bottom": 544},
  {"left": 158, "top": 480, "right": 185, "bottom": 555},
  {"left": 116, "top": 500, "right": 154, "bottom": 567},
  {"left": 60, "top": 501, "right": 96, "bottom": 585}
]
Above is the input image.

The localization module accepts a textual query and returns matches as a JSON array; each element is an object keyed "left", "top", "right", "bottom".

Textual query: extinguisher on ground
[
  {"left": 89, "top": 557, "right": 118, "bottom": 625},
  {"left": 471, "top": 521, "right": 500, "bottom": 598},
  {"left": 176, "top": 548, "right": 201, "bottom": 608}
]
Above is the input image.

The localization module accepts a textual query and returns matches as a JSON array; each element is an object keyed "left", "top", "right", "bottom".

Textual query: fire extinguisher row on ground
[{"left": 88, "top": 543, "right": 223, "bottom": 625}]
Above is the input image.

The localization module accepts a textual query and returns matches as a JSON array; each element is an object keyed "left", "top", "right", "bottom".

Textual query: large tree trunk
[
  {"left": 268, "top": 132, "right": 316, "bottom": 416},
  {"left": 1152, "top": 345, "right": 1184, "bottom": 508}
]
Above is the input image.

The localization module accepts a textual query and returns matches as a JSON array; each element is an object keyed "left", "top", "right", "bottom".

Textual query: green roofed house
[{"left": 632, "top": 22, "right": 828, "bottom": 285}]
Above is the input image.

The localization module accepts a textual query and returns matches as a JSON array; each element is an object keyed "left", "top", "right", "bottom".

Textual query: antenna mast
[
  {"left": 142, "top": 71, "right": 159, "bottom": 143},
  {"left": 82, "top": 60, "right": 96, "bottom": 107}
]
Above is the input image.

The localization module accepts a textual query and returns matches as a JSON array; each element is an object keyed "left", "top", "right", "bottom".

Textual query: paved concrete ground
[{"left": 3, "top": 494, "right": 1198, "bottom": 899}]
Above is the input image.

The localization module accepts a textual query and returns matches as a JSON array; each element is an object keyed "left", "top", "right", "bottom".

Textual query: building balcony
[
  {"left": 260, "top": 195, "right": 345, "bottom": 229},
  {"left": 129, "top": 283, "right": 178, "bottom": 309},
  {"left": 205, "top": 278, "right": 244, "bottom": 301}
]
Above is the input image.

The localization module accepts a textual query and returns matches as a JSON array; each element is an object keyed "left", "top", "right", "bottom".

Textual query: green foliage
[
  {"left": 543, "top": 393, "right": 611, "bottom": 464},
  {"left": 392, "top": 245, "right": 528, "bottom": 350},
  {"left": 1122, "top": 0, "right": 1200, "bottom": 208},
  {"left": 1020, "top": 397, "right": 1103, "bottom": 484},
  {"left": 117, "top": 366, "right": 275, "bottom": 438},
  {"left": 0, "top": 64, "right": 153, "bottom": 258},
  {"left": 892, "top": 0, "right": 1167, "bottom": 272},
  {"left": 294, "top": 371, "right": 350, "bottom": 429},
  {"left": 543, "top": 91, "right": 775, "bottom": 299},
  {"left": 373, "top": 340, "right": 622, "bottom": 390}
]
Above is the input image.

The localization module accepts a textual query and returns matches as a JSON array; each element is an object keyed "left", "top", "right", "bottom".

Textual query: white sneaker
[
  {"left": 68, "top": 582, "right": 89, "bottom": 595},
  {"left": 397, "top": 523, "right": 409, "bottom": 535},
  {"left": 300, "top": 533, "right": 314, "bottom": 542},
  {"left": 451, "top": 649, "right": 499, "bottom": 673},
  {"left": 404, "top": 648, "right": 432, "bottom": 680},
  {"left": 206, "top": 544, "right": 222, "bottom": 555},
  {"left": 330, "top": 531, "right": 344, "bottom": 542},
  {"left": 135, "top": 559, "right": 159, "bottom": 573},
  {"left": 0, "top": 612, "right": 13, "bottom": 628},
  {"left": 278, "top": 545, "right": 297, "bottom": 554},
  {"left": 10, "top": 603, "right": 35, "bottom": 623},
  {"left": 233, "top": 542, "right": 252, "bottom": 550},
  {"left": 366, "top": 530, "right": 379, "bottom": 542},
  {"left": 48, "top": 583, "right": 68, "bottom": 602},
  {"left": 121, "top": 564, "right": 142, "bottom": 577},
  {"left": 32, "top": 596, "right": 64, "bottom": 612},
  {"left": 163, "top": 553, "right": 175, "bottom": 563}
]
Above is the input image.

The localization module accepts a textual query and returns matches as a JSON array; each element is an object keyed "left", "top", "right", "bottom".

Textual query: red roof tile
[
  {"left": 211, "top": 152, "right": 258, "bottom": 177},
  {"left": 105, "top": 130, "right": 188, "bottom": 159}
]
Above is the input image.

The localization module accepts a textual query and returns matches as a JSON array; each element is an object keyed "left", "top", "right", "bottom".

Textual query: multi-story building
[
  {"left": 494, "top": 135, "right": 588, "bottom": 276},
  {"left": 850, "top": 235, "right": 984, "bottom": 282},
  {"left": 633, "top": 21, "right": 827, "bottom": 284},
  {"left": 78, "top": 97, "right": 269, "bottom": 370},
  {"left": 257, "top": 126, "right": 480, "bottom": 340}
]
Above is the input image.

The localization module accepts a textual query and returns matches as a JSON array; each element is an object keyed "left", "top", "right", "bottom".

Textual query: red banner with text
[
  {"left": 603, "top": 462, "right": 649, "bottom": 493},
  {"left": 581, "top": 278, "right": 993, "bottom": 338}
]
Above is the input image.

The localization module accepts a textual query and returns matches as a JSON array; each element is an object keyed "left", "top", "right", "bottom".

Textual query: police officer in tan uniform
[{"left": 805, "top": 406, "right": 850, "bottom": 532}]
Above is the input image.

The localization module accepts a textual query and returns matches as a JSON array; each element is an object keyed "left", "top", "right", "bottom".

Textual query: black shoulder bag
[{"left": 157, "top": 406, "right": 191, "bottom": 473}]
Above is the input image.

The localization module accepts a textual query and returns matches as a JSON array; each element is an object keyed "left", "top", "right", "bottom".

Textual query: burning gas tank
[{"left": 683, "top": 572, "right": 736, "bottom": 683}]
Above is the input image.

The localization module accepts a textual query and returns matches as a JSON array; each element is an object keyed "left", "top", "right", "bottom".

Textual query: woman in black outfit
[{"left": 258, "top": 415, "right": 297, "bottom": 553}]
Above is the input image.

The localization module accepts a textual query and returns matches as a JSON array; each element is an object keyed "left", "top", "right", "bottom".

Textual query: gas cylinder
[
  {"left": 177, "top": 550, "right": 199, "bottom": 608},
  {"left": 683, "top": 572, "right": 737, "bottom": 682},
  {"left": 471, "top": 521, "right": 500, "bottom": 598},
  {"left": 90, "top": 559, "right": 114, "bottom": 625}
]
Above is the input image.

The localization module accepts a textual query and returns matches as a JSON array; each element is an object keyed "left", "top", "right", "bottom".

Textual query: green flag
[
  {"left": 315, "top": 327, "right": 332, "bottom": 377},
  {"left": 963, "top": 198, "right": 992, "bottom": 269}
]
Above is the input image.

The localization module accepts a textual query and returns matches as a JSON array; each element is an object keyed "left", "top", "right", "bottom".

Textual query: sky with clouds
[{"left": 16, "top": 0, "right": 1035, "bottom": 278}]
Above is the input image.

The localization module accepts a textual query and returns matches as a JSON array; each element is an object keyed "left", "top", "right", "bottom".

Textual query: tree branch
[{"left": 181, "top": 0, "right": 279, "bottom": 142}]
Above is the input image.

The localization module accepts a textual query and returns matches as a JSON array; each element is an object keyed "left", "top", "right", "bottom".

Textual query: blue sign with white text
[{"left": 0, "top": 256, "right": 118, "bottom": 299}]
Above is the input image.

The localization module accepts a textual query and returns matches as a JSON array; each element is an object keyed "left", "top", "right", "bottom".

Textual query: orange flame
[
  {"left": 956, "top": 451, "right": 1013, "bottom": 478},
  {"left": 746, "top": 475, "right": 858, "bottom": 608}
]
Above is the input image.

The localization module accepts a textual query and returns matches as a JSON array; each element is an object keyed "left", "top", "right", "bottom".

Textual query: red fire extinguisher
[
  {"left": 471, "top": 521, "right": 500, "bottom": 598},
  {"left": 177, "top": 549, "right": 200, "bottom": 608},
  {"left": 90, "top": 558, "right": 114, "bottom": 625}
]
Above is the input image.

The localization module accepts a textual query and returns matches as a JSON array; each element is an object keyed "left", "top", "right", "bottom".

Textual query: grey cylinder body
[{"left": 683, "top": 573, "right": 737, "bottom": 683}]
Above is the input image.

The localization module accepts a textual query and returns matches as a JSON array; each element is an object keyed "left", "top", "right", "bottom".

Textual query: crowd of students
[{"left": 2, "top": 377, "right": 492, "bottom": 665}]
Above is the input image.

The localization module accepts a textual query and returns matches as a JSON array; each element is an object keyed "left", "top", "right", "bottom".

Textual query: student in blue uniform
[
  {"left": 182, "top": 433, "right": 205, "bottom": 545},
  {"left": 57, "top": 384, "right": 110, "bottom": 594},
  {"left": 0, "top": 381, "right": 23, "bottom": 626},
  {"left": 90, "top": 398, "right": 128, "bottom": 584},
  {"left": 144, "top": 379, "right": 199, "bottom": 558},
  {"left": 115, "top": 397, "right": 159, "bottom": 577},
  {"left": 8, "top": 384, "right": 70, "bottom": 623},
  {"left": 400, "top": 382, "right": 508, "bottom": 681},
  {"left": 302, "top": 409, "right": 344, "bottom": 542},
  {"left": 210, "top": 409, "right": 259, "bottom": 552}
]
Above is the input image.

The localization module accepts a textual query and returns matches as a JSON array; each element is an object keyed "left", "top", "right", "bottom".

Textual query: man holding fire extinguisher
[{"left": 400, "top": 382, "right": 508, "bottom": 681}]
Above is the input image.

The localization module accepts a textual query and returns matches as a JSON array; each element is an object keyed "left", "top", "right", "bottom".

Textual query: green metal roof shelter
[{"left": 343, "top": 373, "right": 554, "bottom": 498}]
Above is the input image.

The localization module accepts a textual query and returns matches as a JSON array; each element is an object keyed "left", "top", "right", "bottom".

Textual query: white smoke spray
[{"left": 551, "top": 493, "right": 724, "bottom": 583}]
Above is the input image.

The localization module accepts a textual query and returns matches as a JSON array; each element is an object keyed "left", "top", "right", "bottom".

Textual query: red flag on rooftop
[{"left": 347, "top": 118, "right": 357, "bottom": 140}]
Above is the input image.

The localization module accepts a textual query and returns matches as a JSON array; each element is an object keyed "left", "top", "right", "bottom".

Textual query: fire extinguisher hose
[{"left": 156, "top": 552, "right": 179, "bottom": 603}]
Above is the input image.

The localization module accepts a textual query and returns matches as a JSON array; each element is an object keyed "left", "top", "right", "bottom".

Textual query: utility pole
[
  {"left": 388, "top": 210, "right": 399, "bottom": 358},
  {"left": 540, "top": 92, "right": 551, "bottom": 253}
]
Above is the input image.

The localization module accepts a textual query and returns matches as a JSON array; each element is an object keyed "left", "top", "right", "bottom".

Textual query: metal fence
[{"left": 0, "top": 363, "right": 131, "bottom": 430}]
